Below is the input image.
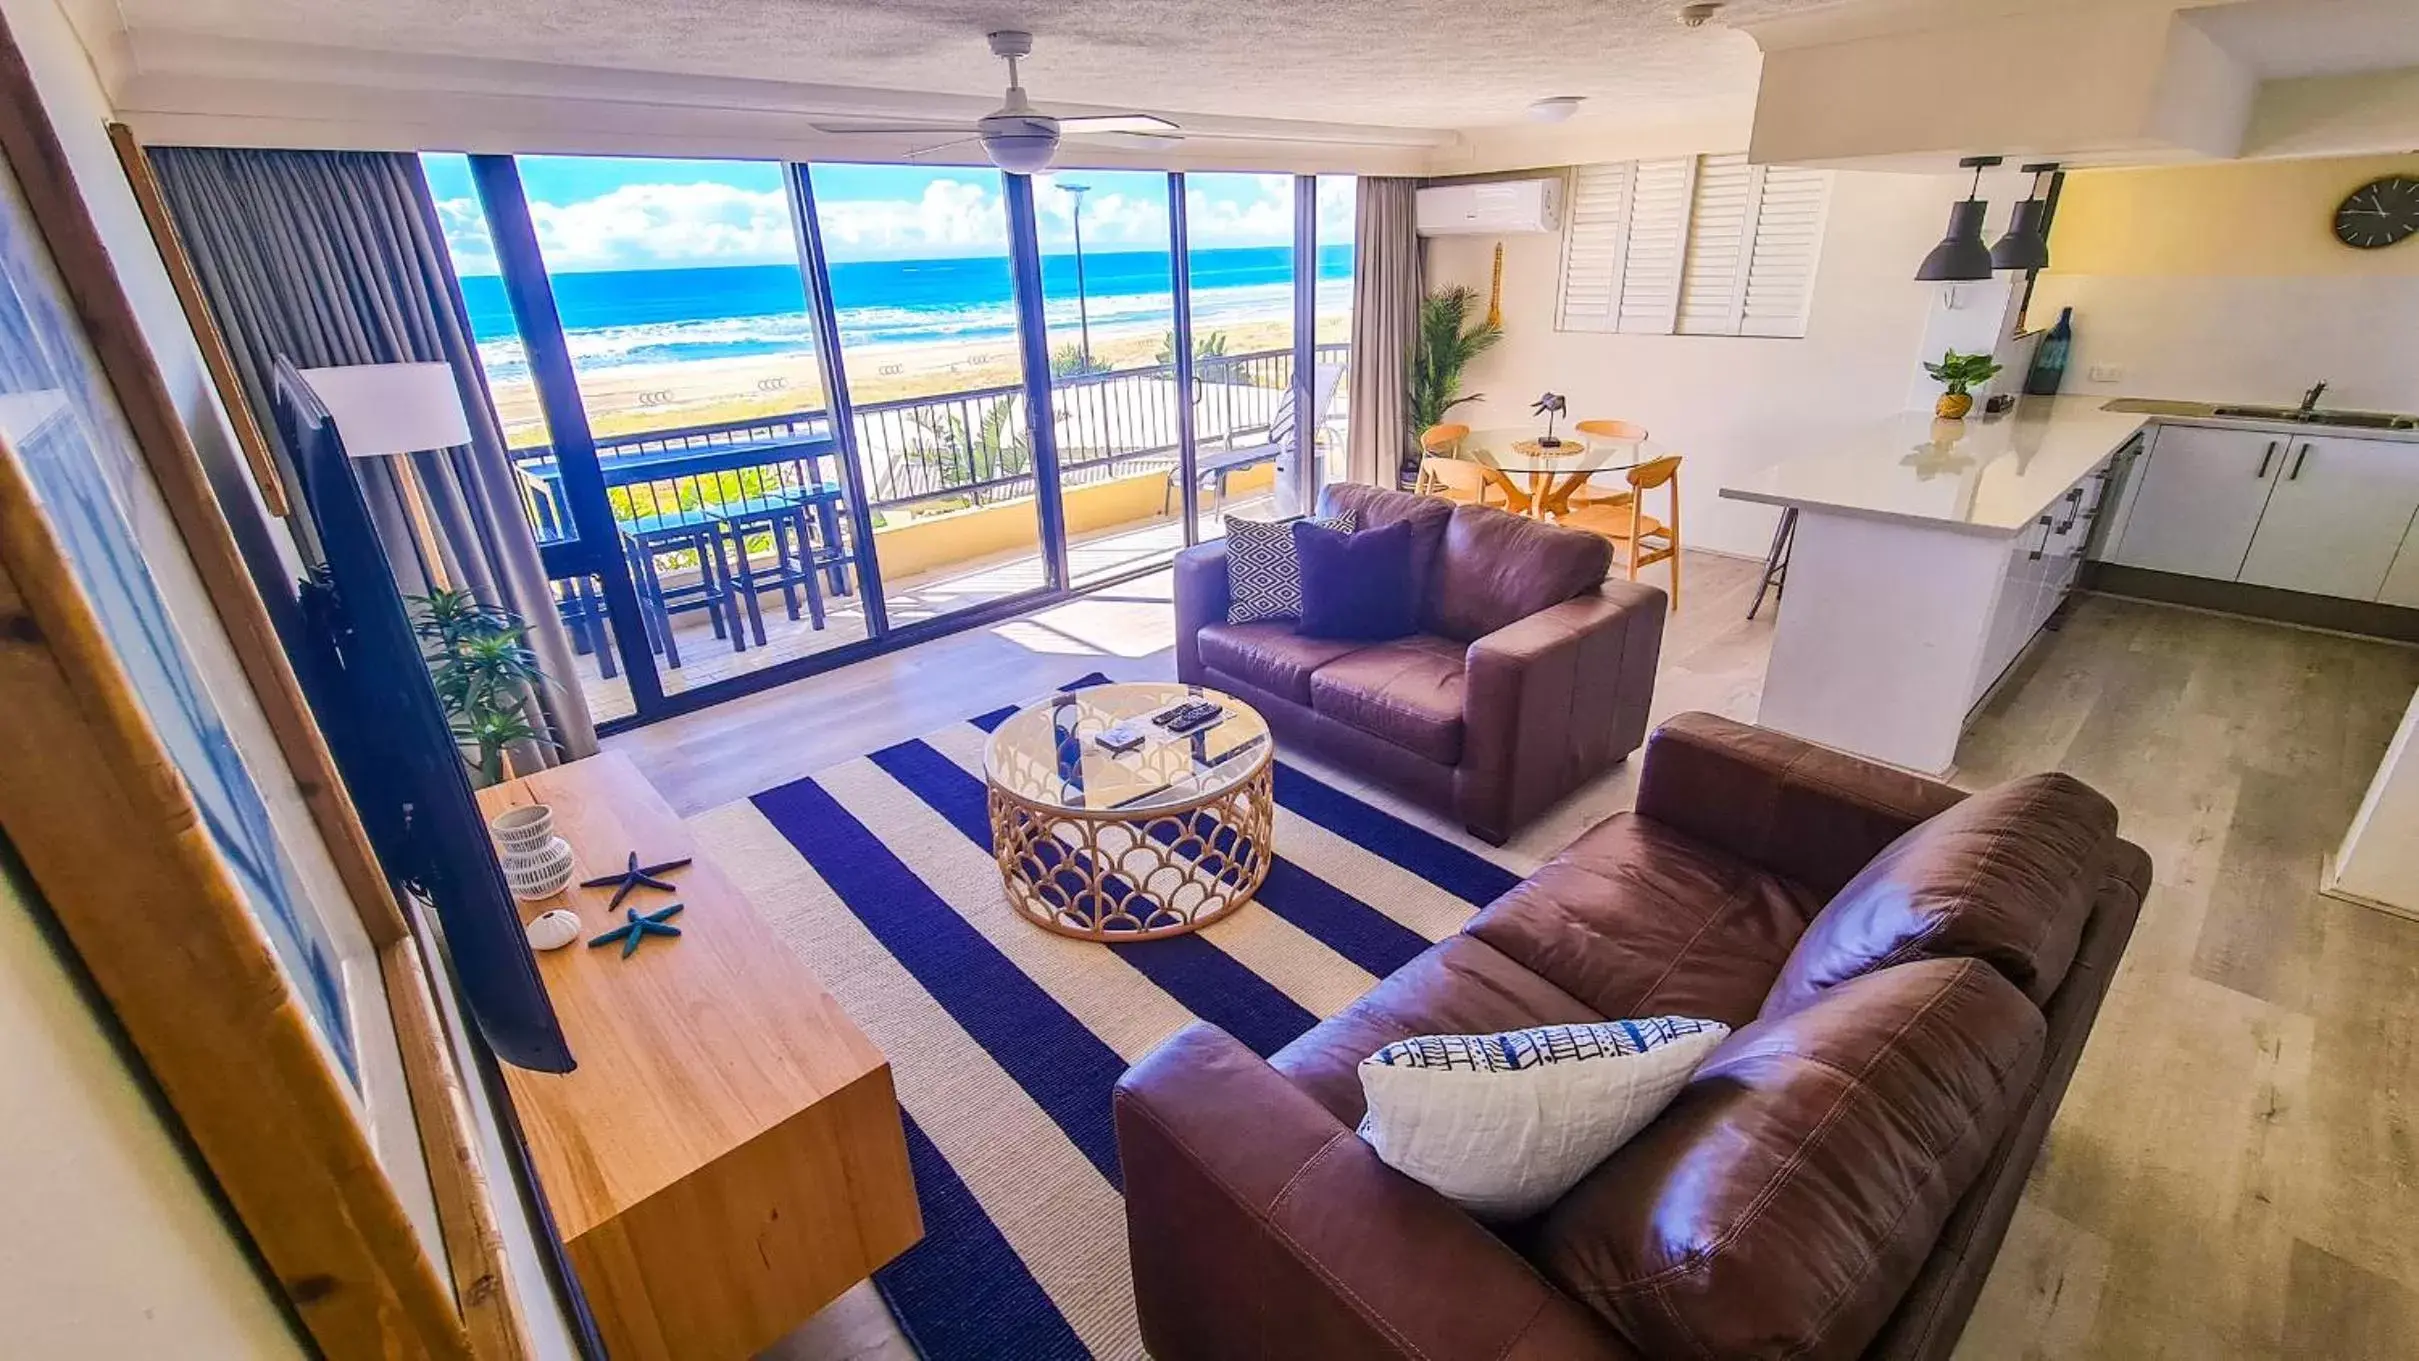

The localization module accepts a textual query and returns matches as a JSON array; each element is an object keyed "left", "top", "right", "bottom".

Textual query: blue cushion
[
  {"left": 1294, "top": 517, "right": 1418, "bottom": 641},
  {"left": 1226, "top": 512, "right": 1353, "bottom": 623}
]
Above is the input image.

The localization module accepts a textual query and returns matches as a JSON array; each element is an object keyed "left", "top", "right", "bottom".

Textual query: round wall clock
[{"left": 2335, "top": 175, "right": 2419, "bottom": 250}]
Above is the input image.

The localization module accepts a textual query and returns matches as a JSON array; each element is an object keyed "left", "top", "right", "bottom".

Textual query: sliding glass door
[
  {"left": 426, "top": 152, "right": 1330, "bottom": 731},
  {"left": 1183, "top": 173, "right": 1298, "bottom": 539},
  {"left": 804, "top": 163, "right": 1045, "bottom": 631},
  {"left": 1033, "top": 170, "right": 1192, "bottom": 587}
]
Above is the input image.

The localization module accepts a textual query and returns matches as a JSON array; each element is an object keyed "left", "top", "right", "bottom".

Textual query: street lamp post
[{"left": 1062, "top": 181, "right": 1094, "bottom": 371}]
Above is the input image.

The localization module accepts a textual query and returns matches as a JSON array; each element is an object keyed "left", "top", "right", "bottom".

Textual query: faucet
[{"left": 2301, "top": 379, "right": 2330, "bottom": 413}]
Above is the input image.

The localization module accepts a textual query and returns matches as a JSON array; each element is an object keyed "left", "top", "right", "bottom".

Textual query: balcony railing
[{"left": 509, "top": 342, "right": 1346, "bottom": 572}]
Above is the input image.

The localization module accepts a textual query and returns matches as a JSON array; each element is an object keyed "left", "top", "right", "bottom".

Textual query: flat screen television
[{"left": 271, "top": 357, "right": 573, "bottom": 1073}]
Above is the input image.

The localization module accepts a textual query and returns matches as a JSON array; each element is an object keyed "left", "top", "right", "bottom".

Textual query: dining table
[{"left": 1456, "top": 427, "right": 1649, "bottom": 519}]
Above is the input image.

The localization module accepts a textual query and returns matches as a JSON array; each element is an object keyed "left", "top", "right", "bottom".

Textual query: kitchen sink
[{"left": 2209, "top": 404, "right": 2418, "bottom": 430}]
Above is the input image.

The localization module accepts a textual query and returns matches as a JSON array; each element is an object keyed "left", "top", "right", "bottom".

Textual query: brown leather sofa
[
  {"left": 1174, "top": 483, "right": 1666, "bottom": 844},
  {"left": 1114, "top": 712, "right": 2150, "bottom": 1361}
]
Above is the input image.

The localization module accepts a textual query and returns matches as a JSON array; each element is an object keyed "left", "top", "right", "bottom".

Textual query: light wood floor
[{"left": 609, "top": 552, "right": 2419, "bottom": 1360}]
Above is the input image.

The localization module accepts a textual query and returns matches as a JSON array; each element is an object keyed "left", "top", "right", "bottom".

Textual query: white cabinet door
[
  {"left": 2109, "top": 425, "right": 2283, "bottom": 579},
  {"left": 2238, "top": 435, "right": 2419, "bottom": 601}
]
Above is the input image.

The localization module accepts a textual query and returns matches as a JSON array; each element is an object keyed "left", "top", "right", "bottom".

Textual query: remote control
[{"left": 1165, "top": 703, "right": 1225, "bottom": 735}]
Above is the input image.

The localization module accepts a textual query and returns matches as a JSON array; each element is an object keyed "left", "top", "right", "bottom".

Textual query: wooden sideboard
[{"left": 477, "top": 753, "right": 919, "bottom": 1361}]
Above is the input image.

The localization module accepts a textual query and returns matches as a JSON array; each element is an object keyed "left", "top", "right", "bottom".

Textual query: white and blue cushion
[
  {"left": 1357, "top": 1016, "right": 1730, "bottom": 1219},
  {"left": 1225, "top": 512, "right": 1354, "bottom": 624}
]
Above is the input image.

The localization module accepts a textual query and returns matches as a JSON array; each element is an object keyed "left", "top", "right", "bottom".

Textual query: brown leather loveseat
[
  {"left": 1114, "top": 712, "right": 2150, "bottom": 1361},
  {"left": 1174, "top": 483, "right": 1666, "bottom": 844}
]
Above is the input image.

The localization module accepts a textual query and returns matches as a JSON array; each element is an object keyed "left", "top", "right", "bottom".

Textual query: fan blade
[
  {"left": 810, "top": 119, "right": 980, "bottom": 135},
  {"left": 1067, "top": 129, "right": 1187, "bottom": 146},
  {"left": 1055, "top": 114, "right": 1180, "bottom": 134},
  {"left": 903, "top": 137, "right": 985, "bottom": 162}
]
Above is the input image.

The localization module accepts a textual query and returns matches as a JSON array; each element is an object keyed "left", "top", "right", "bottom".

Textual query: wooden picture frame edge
[
  {"left": 0, "top": 438, "right": 469, "bottom": 1361},
  {"left": 0, "top": 15, "right": 531, "bottom": 1360}
]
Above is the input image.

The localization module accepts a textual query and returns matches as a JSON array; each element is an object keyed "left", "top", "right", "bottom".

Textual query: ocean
[{"left": 458, "top": 244, "right": 1354, "bottom": 380}]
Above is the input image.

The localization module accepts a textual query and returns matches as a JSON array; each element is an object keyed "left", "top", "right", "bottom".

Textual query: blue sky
[{"left": 423, "top": 155, "right": 1351, "bottom": 275}]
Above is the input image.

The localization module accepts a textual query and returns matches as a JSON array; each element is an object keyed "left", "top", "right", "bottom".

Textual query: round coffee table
[{"left": 982, "top": 682, "right": 1274, "bottom": 941}]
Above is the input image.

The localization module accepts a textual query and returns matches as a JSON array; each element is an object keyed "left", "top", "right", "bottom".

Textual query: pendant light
[
  {"left": 1916, "top": 155, "right": 2002, "bottom": 282},
  {"left": 1990, "top": 161, "right": 2060, "bottom": 271}
]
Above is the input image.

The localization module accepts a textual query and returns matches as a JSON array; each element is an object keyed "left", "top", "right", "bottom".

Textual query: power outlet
[{"left": 2087, "top": 363, "right": 2126, "bottom": 384}]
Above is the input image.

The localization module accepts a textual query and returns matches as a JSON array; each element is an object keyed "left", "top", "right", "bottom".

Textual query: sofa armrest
[
  {"left": 1115, "top": 1024, "right": 1635, "bottom": 1361},
  {"left": 1635, "top": 711, "right": 1968, "bottom": 900},
  {"left": 1173, "top": 541, "right": 1230, "bottom": 684},
  {"left": 1458, "top": 579, "right": 1667, "bottom": 843}
]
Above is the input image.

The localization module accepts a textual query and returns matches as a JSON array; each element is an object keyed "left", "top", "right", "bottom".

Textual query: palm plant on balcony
[
  {"left": 1405, "top": 284, "right": 1503, "bottom": 485},
  {"left": 907, "top": 397, "right": 1034, "bottom": 509},
  {"left": 1155, "top": 329, "right": 1229, "bottom": 366},
  {"left": 1051, "top": 342, "right": 1111, "bottom": 378},
  {"left": 410, "top": 587, "right": 552, "bottom": 787}
]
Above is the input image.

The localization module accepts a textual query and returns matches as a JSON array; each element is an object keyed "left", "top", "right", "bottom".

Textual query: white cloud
[
  {"left": 524, "top": 181, "right": 797, "bottom": 272},
  {"left": 1184, "top": 174, "right": 1295, "bottom": 248},
  {"left": 433, "top": 196, "right": 499, "bottom": 274},
  {"left": 812, "top": 177, "right": 1010, "bottom": 260},
  {"left": 1037, "top": 180, "right": 1170, "bottom": 250}
]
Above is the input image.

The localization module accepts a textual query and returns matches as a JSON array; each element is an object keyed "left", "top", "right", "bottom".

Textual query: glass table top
[
  {"left": 983, "top": 682, "right": 1271, "bottom": 816},
  {"left": 1460, "top": 428, "right": 1647, "bottom": 475}
]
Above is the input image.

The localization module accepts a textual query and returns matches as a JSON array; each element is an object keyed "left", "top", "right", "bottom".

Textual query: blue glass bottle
[{"left": 2025, "top": 307, "right": 2073, "bottom": 396}]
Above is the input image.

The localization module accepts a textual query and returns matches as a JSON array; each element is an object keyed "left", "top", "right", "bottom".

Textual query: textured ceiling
[{"left": 113, "top": 0, "right": 1825, "bottom": 129}]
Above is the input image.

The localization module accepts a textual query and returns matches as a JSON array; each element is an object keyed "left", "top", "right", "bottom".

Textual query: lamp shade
[
  {"left": 1916, "top": 199, "right": 1996, "bottom": 281},
  {"left": 297, "top": 362, "right": 472, "bottom": 457},
  {"left": 1990, "top": 196, "right": 2052, "bottom": 271}
]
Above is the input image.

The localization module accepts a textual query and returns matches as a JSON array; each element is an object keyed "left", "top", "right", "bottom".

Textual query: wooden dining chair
[
  {"left": 1416, "top": 423, "right": 1532, "bottom": 513},
  {"left": 1412, "top": 423, "right": 1469, "bottom": 493},
  {"left": 1546, "top": 418, "right": 1651, "bottom": 517},
  {"left": 1563, "top": 454, "right": 1682, "bottom": 608}
]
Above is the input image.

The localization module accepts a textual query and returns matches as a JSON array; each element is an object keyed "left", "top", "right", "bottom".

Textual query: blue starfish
[
  {"left": 587, "top": 903, "right": 685, "bottom": 958},
  {"left": 579, "top": 851, "right": 692, "bottom": 909}
]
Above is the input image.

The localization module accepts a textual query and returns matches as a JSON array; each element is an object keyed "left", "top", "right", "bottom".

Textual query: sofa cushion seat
[
  {"left": 1195, "top": 622, "right": 1365, "bottom": 705},
  {"left": 1269, "top": 935, "right": 1602, "bottom": 1127},
  {"left": 1530, "top": 958, "right": 2045, "bottom": 1361},
  {"left": 1465, "top": 812, "right": 1822, "bottom": 1031},
  {"left": 1307, "top": 634, "right": 1467, "bottom": 764},
  {"left": 1761, "top": 771, "right": 2120, "bottom": 1020}
]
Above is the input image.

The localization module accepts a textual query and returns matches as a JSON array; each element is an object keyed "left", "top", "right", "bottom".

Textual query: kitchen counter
[
  {"left": 1718, "top": 396, "right": 2149, "bottom": 537},
  {"left": 2104, "top": 397, "right": 2419, "bottom": 442}
]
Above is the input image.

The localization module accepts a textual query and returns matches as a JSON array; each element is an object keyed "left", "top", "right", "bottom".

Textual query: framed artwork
[{"left": 0, "top": 13, "right": 514, "bottom": 1361}]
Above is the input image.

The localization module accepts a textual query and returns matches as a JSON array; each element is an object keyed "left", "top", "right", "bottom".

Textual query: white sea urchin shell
[{"left": 526, "top": 909, "right": 582, "bottom": 952}]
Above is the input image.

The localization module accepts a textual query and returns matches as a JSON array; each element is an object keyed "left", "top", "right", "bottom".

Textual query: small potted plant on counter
[{"left": 1925, "top": 349, "right": 2004, "bottom": 420}]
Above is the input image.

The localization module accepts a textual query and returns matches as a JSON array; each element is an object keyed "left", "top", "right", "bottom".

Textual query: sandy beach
[{"left": 488, "top": 312, "right": 1348, "bottom": 449}]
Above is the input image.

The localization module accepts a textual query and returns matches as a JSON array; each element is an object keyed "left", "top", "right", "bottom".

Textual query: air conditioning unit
[{"left": 1415, "top": 178, "right": 1563, "bottom": 236}]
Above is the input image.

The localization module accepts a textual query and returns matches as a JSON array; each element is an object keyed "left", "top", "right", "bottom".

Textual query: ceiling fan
[{"left": 810, "top": 30, "right": 1182, "bottom": 173}]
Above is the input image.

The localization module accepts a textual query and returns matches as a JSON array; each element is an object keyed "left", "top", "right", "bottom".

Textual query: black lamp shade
[
  {"left": 1916, "top": 199, "right": 1995, "bottom": 281},
  {"left": 1990, "top": 197, "right": 2052, "bottom": 271}
]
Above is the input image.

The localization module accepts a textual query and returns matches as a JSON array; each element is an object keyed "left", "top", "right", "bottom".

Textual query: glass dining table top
[{"left": 1458, "top": 428, "right": 1647, "bottom": 476}]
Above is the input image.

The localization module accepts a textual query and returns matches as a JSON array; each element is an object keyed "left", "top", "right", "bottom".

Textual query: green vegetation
[
  {"left": 410, "top": 587, "right": 551, "bottom": 787},
  {"left": 1924, "top": 349, "right": 2005, "bottom": 397},
  {"left": 1409, "top": 285, "right": 1503, "bottom": 437},
  {"left": 1051, "top": 343, "right": 1112, "bottom": 377},
  {"left": 906, "top": 397, "right": 1034, "bottom": 508},
  {"left": 1155, "top": 328, "right": 1229, "bottom": 365}
]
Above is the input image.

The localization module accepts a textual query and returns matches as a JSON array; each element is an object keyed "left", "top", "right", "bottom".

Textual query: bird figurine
[
  {"left": 1531, "top": 392, "right": 1568, "bottom": 447},
  {"left": 588, "top": 903, "right": 685, "bottom": 959},
  {"left": 578, "top": 851, "right": 692, "bottom": 909}
]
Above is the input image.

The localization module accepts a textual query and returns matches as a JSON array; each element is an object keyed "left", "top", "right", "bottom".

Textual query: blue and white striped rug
[{"left": 689, "top": 674, "right": 1531, "bottom": 1360}]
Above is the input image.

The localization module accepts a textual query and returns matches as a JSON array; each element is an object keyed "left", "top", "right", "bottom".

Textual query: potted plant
[
  {"left": 1403, "top": 285, "right": 1504, "bottom": 486},
  {"left": 1925, "top": 349, "right": 2004, "bottom": 420},
  {"left": 411, "top": 587, "right": 552, "bottom": 787}
]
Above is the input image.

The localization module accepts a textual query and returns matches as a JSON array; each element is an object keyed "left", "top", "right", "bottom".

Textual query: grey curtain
[
  {"left": 1347, "top": 177, "right": 1422, "bottom": 490},
  {"left": 150, "top": 146, "right": 595, "bottom": 765}
]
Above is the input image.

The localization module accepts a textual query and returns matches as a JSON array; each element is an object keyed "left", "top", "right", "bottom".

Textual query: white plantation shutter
[
  {"left": 1739, "top": 167, "right": 1831, "bottom": 337},
  {"left": 1616, "top": 157, "right": 1694, "bottom": 334},
  {"left": 1677, "top": 154, "right": 1757, "bottom": 335},
  {"left": 1555, "top": 164, "right": 1630, "bottom": 333},
  {"left": 1556, "top": 155, "right": 1830, "bottom": 338}
]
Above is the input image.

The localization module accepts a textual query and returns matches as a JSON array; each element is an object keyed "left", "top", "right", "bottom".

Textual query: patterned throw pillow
[
  {"left": 1225, "top": 512, "right": 1354, "bottom": 624},
  {"left": 1357, "top": 1016, "right": 1730, "bottom": 1219}
]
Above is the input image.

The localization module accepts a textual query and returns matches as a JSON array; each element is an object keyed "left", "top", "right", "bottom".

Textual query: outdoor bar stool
[
  {"left": 620, "top": 504, "right": 746, "bottom": 670},
  {"left": 710, "top": 483, "right": 848, "bottom": 647},
  {"left": 554, "top": 575, "right": 616, "bottom": 679}
]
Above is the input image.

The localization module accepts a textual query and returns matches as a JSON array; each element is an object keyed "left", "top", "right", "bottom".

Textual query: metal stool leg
[
  {"left": 726, "top": 523, "right": 766, "bottom": 648},
  {"left": 767, "top": 514, "right": 802, "bottom": 622},
  {"left": 815, "top": 499, "right": 850, "bottom": 596},
  {"left": 1749, "top": 507, "right": 1797, "bottom": 621},
  {"left": 794, "top": 506, "right": 826, "bottom": 631}
]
